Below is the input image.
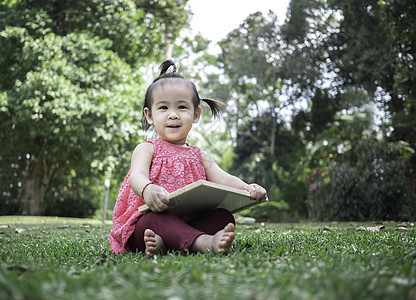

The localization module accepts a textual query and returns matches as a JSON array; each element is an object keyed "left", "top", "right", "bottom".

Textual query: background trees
[
  {"left": 209, "top": 11, "right": 309, "bottom": 217},
  {"left": 217, "top": 12, "right": 282, "bottom": 194},
  {"left": 1, "top": 0, "right": 415, "bottom": 220},
  {"left": 276, "top": 0, "right": 416, "bottom": 220},
  {"left": 0, "top": 0, "right": 190, "bottom": 215},
  {"left": 205, "top": 0, "right": 416, "bottom": 220}
]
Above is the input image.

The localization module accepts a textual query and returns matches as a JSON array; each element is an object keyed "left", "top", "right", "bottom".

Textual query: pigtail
[{"left": 201, "top": 98, "right": 225, "bottom": 118}]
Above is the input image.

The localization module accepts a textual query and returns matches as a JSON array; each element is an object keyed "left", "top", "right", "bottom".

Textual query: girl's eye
[
  {"left": 158, "top": 106, "right": 168, "bottom": 110},
  {"left": 178, "top": 105, "right": 188, "bottom": 109}
]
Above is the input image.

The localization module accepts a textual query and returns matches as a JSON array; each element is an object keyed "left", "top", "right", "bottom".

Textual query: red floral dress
[{"left": 109, "top": 138, "right": 207, "bottom": 253}]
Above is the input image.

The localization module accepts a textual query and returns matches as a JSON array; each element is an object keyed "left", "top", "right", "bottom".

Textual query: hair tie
[
  {"left": 159, "top": 59, "right": 179, "bottom": 76},
  {"left": 166, "top": 65, "right": 176, "bottom": 74}
]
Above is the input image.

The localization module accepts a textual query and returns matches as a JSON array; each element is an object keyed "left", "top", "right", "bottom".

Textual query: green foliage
[
  {"left": 280, "top": 0, "right": 338, "bottom": 101},
  {"left": 44, "top": 176, "right": 101, "bottom": 218},
  {"left": 217, "top": 11, "right": 287, "bottom": 205},
  {"left": 0, "top": 0, "right": 191, "bottom": 64},
  {"left": 308, "top": 137, "right": 416, "bottom": 221},
  {"left": 241, "top": 201, "right": 290, "bottom": 222},
  {"left": 0, "top": 0, "right": 191, "bottom": 215},
  {"left": 281, "top": 0, "right": 322, "bottom": 42},
  {"left": 0, "top": 27, "right": 142, "bottom": 214},
  {"left": 326, "top": 0, "right": 416, "bottom": 157},
  {"left": 0, "top": 217, "right": 415, "bottom": 299},
  {"left": 1, "top": 0, "right": 415, "bottom": 221},
  {"left": 328, "top": 0, "right": 395, "bottom": 90},
  {"left": 205, "top": 0, "right": 416, "bottom": 222},
  {"left": 231, "top": 115, "right": 308, "bottom": 217},
  {"left": 378, "top": 0, "right": 416, "bottom": 109},
  {"left": 275, "top": 168, "right": 309, "bottom": 218}
]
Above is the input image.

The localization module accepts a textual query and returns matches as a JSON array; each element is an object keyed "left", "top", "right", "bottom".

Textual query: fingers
[
  {"left": 148, "top": 200, "right": 167, "bottom": 212},
  {"left": 144, "top": 185, "right": 170, "bottom": 212},
  {"left": 245, "top": 184, "right": 267, "bottom": 201},
  {"left": 151, "top": 196, "right": 169, "bottom": 212}
]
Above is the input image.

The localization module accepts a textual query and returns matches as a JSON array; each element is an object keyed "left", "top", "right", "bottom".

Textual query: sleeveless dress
[{"left": 109, "top": 138, "right": 207, "bottom": 253}]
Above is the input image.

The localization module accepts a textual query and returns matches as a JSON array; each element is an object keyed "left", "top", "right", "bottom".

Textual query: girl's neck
[{"left": 160, "top": 138, "right": 188, "bottom": 147}]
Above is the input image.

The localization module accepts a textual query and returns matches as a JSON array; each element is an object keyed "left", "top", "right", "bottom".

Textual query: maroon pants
[{"left": 127, "top": 208, "right": 235, "bottom": 255}]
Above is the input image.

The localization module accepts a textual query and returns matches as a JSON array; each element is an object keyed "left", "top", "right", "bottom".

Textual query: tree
[
  {"left": 211, "top": 0, "right": 416, "bottom": 220},
  {"left": 306, "top": 116, "right": 416, "bottom": 221},
  {"left": 281, "top": 0, "right": 416, "bottom": 220},
  {"left": 326, "top": 0, "right": 416, "bottom": 157},
  {"left": 0, "top": 0, "right": 191, "bottom": 215},
  {"left": 216, "top": 11, "right": 282, "bottom": 193}
]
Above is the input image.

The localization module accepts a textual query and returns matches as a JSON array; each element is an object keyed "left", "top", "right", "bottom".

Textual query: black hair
[{"left": 142, "top": 59, "right": 224, "bottom": 129}]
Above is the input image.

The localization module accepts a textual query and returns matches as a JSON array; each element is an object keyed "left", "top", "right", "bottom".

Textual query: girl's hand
[
  {"left": 142, "top": 184, "right": 170, "bottom": 212},
  {"left": 244, "top": 183, "right": 268, "bottom": 202}
]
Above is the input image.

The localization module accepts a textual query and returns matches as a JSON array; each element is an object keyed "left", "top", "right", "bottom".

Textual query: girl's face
[{"left": 144, "top": 82, "right": 201, "bottom": 145}]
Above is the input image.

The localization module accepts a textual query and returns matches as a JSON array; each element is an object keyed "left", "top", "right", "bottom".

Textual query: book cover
[{"left": 138, "top": 180, "right": 265, "bottom": 216}]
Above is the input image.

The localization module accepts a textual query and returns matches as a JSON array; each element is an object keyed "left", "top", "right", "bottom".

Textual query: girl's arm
[
  {"left": 201, "top": 151, "right": 267, "bottom": 201},
  {"left": 129, "top": 142, "right": 170, "bottom": 212}
]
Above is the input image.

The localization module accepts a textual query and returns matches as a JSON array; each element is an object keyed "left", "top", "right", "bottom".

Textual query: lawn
[{"left": 0, "top": 216, "right": 415, "bottom": 300}]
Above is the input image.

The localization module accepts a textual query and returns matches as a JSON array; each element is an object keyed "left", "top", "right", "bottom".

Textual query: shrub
[
  {"left": 44, "top": 176, "right": 101, "bottom": 218},
  {"left": 241, "top": 201, "right": 290, "bottom": 222},
  {"left": 307, "top": 138, "right": 416, "bottom": 221}
]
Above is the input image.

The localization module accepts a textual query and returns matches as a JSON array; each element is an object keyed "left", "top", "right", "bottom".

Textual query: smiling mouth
[{"left": 167, "top": 125, "right": 180, "bottom": 128}]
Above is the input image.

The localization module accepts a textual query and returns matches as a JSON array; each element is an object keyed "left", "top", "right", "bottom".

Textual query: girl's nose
[{"left": 168, "top": 111, "right": 179, "bottom": 119}]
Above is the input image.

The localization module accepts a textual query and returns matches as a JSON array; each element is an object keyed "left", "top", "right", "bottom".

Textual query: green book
[{"left": 138, "top": 180, "right": 265, "bottom": 216}]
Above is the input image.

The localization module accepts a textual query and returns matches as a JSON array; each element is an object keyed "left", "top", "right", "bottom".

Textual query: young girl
[{"left": 109, "top": 60, "right": 267, "bottom": 257}]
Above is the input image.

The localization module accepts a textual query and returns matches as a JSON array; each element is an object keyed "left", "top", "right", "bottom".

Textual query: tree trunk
[
  {"left": 19, "top": 155, "right": 54, "bottom": 215},
  {"left": 165, "top": 29, "right": 174, "bottom": 58},
  {"left": 268, "top": 96, "right": 278, "bottom": 198}
]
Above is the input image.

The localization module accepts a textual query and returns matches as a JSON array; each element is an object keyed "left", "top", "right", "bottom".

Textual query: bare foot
[
  {"left": 191, "top": 223, "right": 235, "bottom": 254},
  {"left": 144, "top": 229, "right": 166, "bottom": 258},
  {"left": 213, "top": 223, "right": 235, "bottom": 254}
]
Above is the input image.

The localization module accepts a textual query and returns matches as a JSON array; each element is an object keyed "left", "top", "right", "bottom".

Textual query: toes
[
  {"left": 144, "top": 229, "right": 155, "bottom": 238},
  {"left": 143, "top": 229, "right": 166, "bottom": 258},
  {"left": 224, "top": 223, "right": 235, "bottom": 233},
  {"left": 145, "top": 241, "right": 155, "bottom": 247}
]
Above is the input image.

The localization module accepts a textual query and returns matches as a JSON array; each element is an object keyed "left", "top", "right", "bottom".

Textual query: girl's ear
[
  {"left": 144, "top": 107, "right": 154, "bottom": 125},
  {"left": 193, "top": 106, "right": 202, "bottom": 123}
]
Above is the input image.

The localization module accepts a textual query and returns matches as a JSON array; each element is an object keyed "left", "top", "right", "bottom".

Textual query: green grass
[{"left": 0, "top": 217, "right": 415, "bottom": 300}]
